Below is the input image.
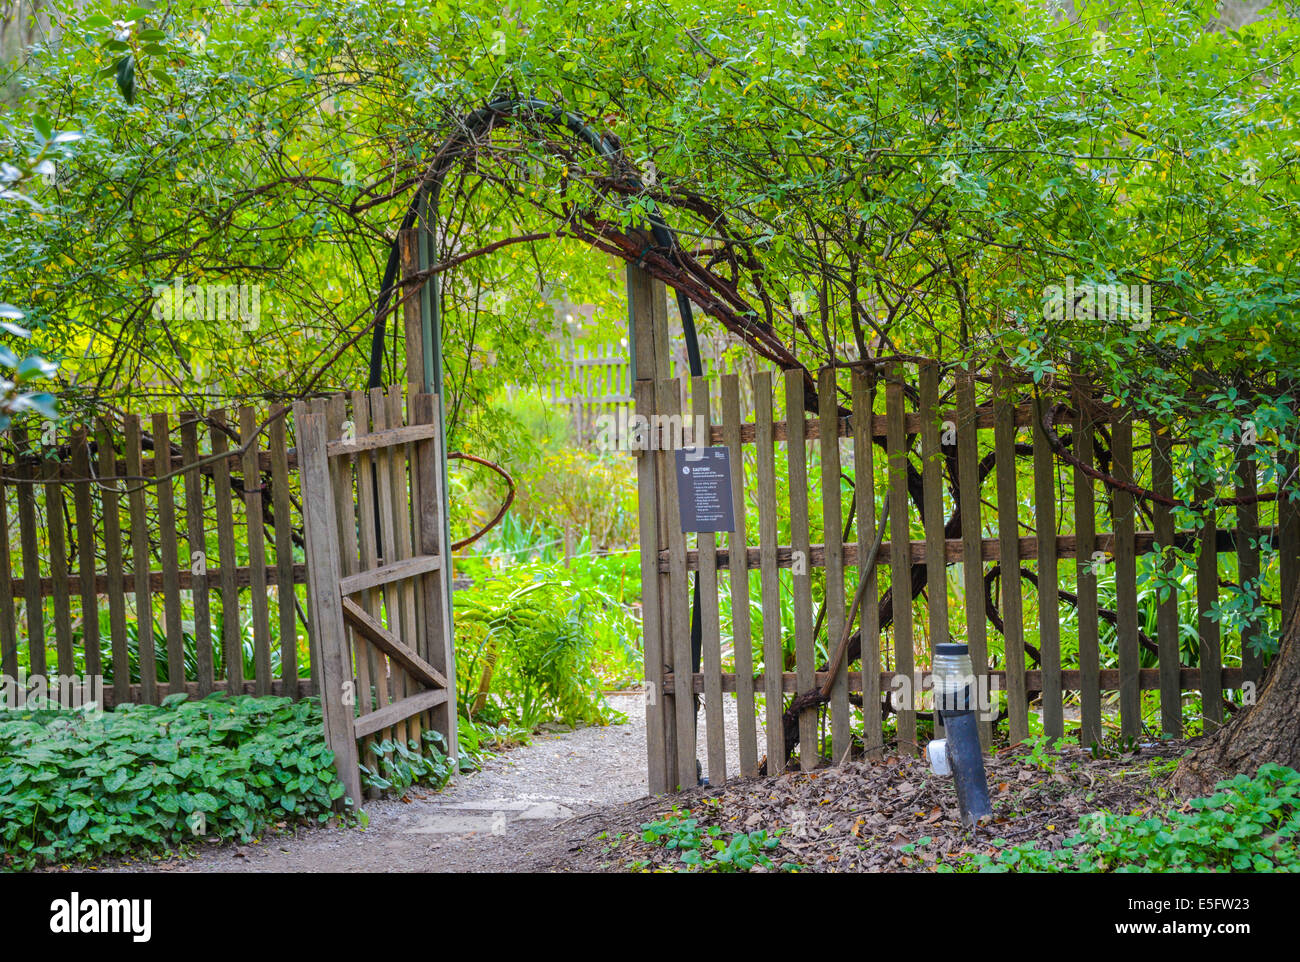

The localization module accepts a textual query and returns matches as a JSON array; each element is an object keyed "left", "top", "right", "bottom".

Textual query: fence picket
[
  {"left": 693, "top": 377, "right": 726, "bottom": 784},
  {"left": 180, "top": 414, "right": 215, "bottom": 696},
  {"left": 125, "top": 415, "right": 156, "bottom": 702},
  {"left": 1236, "top": 450, "right": 1263, "bottom": 690},
  {"left": 819, "top": 367, "right": 849, "bottom": 764},
  {"left": 44, "top": 458, "right": 74, "bottom": 677},
  {"left": 919, "top": 361, "right": 947, "bottom": 738},
  {"left": 71, "top": 430, "right": 100, "bottom": 681},
  {"left": 721, "top": 374, "right": 757, "bottom": 777},
  {"left": 152, "top": 413, "right": 186, "bottom": 696},
  {"left": 753, "top": 371, "right": 784, "bottom": 772},
  {"left": 16, "top": 429, "right": 45, "bottom": 677},
  {"left": 1112, "top": 413, "right": 1140, "bottom": 739},
  {"left": 1198, "top": 483, "right": 1223, "bottom": 734},
  {"left": 785, "top": 370, "right": 817, "bottom": 769},
  {"left": 993, "top": 371, "right": 1028, "bottom": 742},
  {"left": 1032, "top": 396, "right": 1063, "bottom": 738},
  {"left": 1153, "top": 426, "right": 1181, "bottom": 738},
  {"left": 97, "top": 420, "right": 129, "bottom": 704},
  {"left": 852, "top": 370, "right": 882, "bottom": 755},
  {"left": 240, "top": 406, "right": 273, "bottom": 695},
  {"left": 269, "top": 406, "right": 299, "bottom": 698},
  {"left": 209, "top": 409, "right": 242, "bottom": 694},
  {"left": 657, "top": 377, "right": 696, "bottom": 789},
  {"left": 885, "top": 364, "right": 917, "bottom": 754},
  {"left": 956, "top": 369, "right": 990, "bottom": 749},
  {"left": 1074, "top": 398, "right": 1103, "bottom": 744}
]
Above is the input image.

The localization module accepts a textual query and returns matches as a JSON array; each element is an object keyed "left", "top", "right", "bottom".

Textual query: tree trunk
[{"left": 1171, "top": 598, "right": 1300, "bottom": 797}]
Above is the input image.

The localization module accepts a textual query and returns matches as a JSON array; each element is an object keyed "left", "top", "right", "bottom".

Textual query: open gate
[{"left": 295, "top": 386, "right": 456, "bottom": 807}]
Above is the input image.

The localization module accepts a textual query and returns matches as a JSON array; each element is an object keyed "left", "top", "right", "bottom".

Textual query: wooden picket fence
[
  {"left": 638, "top": 361, "right": 1299, "bottom": 794},
  {"left": 0, "top": 404, "right": 314, "bottom": 706},
  {"left": 526, "top": 335, "right": 773, "bottom": 446}
]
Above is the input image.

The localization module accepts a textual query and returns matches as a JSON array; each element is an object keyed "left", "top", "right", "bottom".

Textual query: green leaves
[
  {"left": 0, "top": 694, "right": 349, "bottom": 870},
  {"left": 634, "top": 811, "right": 795, "bottom": 873},
  {"left": 962, "top": 764, "right": 1300, "bottom": 873}
]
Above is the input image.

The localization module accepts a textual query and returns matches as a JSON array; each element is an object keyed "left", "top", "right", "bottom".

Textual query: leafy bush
[
  {"left": 632, "top": 812, "right": 797, "bottom": 873},
  {"left": 359, "top": 729, "right": 457, "bottom": 795},
  {"left": 454, "top": 559, "right": 635, "bottom": 731},
  {"left": 960, "top": 763, "right": 1300, "bottom": 873},
  {"left": 0, "top": 693, "right": 348, "bottom": 870}
]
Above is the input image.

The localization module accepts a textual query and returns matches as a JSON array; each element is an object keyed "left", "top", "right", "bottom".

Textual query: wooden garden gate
[{"left": 295, "top": 386, "right": 457, "bottom": 807}]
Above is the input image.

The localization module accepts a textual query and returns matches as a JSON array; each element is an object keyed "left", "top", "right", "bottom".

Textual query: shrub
[
  {"left": 0, "top": 693, "right": 348, "bottom": 870},
  {"left": 959, "top": 763, "right": 1300, "bottom": 873}
]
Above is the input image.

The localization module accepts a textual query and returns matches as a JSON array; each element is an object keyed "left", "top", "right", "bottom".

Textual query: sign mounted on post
[{"left": 675, "top": 447, "right": 735, "bottom": 532}]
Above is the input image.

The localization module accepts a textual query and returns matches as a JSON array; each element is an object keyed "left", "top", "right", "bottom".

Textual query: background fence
[
  {"left": 640, "top": 361, "right": 1300, "bottom": 794},
  {"left": 0, "top": 404, "right": 315, "bottom": 707}
]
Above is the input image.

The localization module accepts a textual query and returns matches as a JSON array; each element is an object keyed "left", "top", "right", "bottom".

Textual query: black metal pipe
[{"left": 934, "top": 643, "right": 993, "bottom": 828}]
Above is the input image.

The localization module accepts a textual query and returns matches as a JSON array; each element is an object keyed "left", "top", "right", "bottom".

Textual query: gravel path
[{"left": 113, "top": 694, "right": 749, "bottom": 873}]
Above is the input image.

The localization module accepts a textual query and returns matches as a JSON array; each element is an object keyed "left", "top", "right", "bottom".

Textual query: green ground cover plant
[
  {"left": 956, "top": 764, "right": 1300, "bottom": 873},
  {"left": 0, "top": 693, "right": 351, "bottom": 870}
]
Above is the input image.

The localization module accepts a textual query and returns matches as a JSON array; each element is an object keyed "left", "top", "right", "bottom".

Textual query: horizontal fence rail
[{"left": 639, "top": 362, "right": 1299, "bottom": 793}]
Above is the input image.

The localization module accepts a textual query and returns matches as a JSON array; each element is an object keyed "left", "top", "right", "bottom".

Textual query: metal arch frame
[{"left": 365, "top": 98, "right": 709, "bottom": 721}]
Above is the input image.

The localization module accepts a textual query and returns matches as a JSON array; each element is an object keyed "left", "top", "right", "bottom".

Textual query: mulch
[{"left": 535, "top": 739, "right": 1188, "bottom": 872}]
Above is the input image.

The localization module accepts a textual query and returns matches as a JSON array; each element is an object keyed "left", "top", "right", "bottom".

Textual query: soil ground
[{"left": 97, "top": 693, "right": 1183, "bottom": 873}]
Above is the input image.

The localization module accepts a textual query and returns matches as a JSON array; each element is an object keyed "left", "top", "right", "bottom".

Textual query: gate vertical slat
[
  {"left": 919, "top": 361, "right": 948, "bottom": 738},
  {"left": 956, "top": 368, "right": 990, "bottom": 749},
  {"left": 753, "top": 371, "right": 784, "bottom": 772},
  {"left": 635, "top": 378, "right": 670, "bottom": 794},
  {"left": 1032, "top": 396, "right": 1063, "bottom": 738},
  {"left": 1075, "top": 398, "right": 1103, "bottom": 744},
  {"left": 210, "top": 410, "right": 242, "bottom": 695},
  {"left": 325, "top": 396, "right": 362, "bottom": 718},
  {"left": 658, "top": 377, "right": 696, "bottom": 790},
  {"left": 1153, "top": 426, "right": 1181, "bottom": 737},
  {"left": 386, "top": 387, "right": 423, "bottom": 749},
  {"left": 721, "top": 374, "right": 757, "bottom": 777},
  {"left": 125, "top": 415, "right": 156, "bottom": 702},
  {"left": 412, "top": 392, "right": 457, "bottom": 761},
  {"left": 1111, "top": 413, "right": 1140, "bottom": 738},
  {"left": 97, "top": 420, "right": 129, "bottom": 704},
  {"left": 153, "top": 413, "right": 186, "bottom": 697},
  {"left": 852, "top": 369, "right": 882, "bottom": 755},
  {"left": 45, "top": 458, "right": 75, "bottom": 678},
  {"left": 269, "top": 406, "right": 298, "bottom": 698},
  {"left": 819, "top": 367, "right": 849, "bottom": 764},
  {"left": 352, "top": 390, "right": 393, "bottom": 761},
  {"left": 693, "top": 377, "right": 726, "bottom": 785},
  {"left": 296, "top": 410, "right": 363, "bottom": 808},
  {"left": 784, "top": 370, "right": 817, "bottom": 770},
  {"left": 15, "top": 429, "right": 45, "bottom": 678},
  {"left": 1197, "top": 483, "right": 1223, "bottom": 734},
  {"left": 239, "top": 406, "right": 273, "bottom": 696},
  {"left": 71, "top": 430, "right": 100, "bottom": 681},
  {"left": 180, "top": 414, "right": 215, "bottom": 696},
  {"left": 1236, "top": 449, "right": 1263, "bottom": 689},
  {"left": 993, "top": 371, "right": 1027, "bottom": 742},
  {"left": 885, "top": 364, "right": 916, "bottom": 754},
  {"left": 370, "top": 388, "right": 409, "bottom": 748},
  {"left": 330, "top": 393, "right": 380, "bottom": 780}
]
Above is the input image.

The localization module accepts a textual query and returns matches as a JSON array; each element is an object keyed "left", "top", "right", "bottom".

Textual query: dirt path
[{"left": 113, "top": 695, "right": 667, "bottom": 873}]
